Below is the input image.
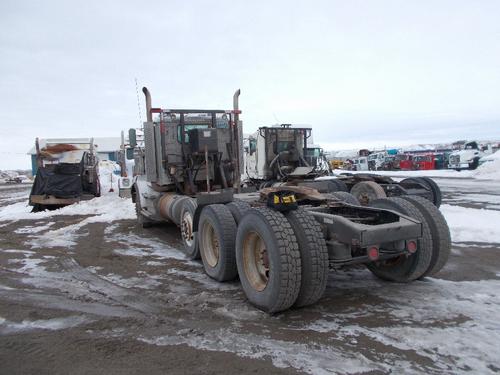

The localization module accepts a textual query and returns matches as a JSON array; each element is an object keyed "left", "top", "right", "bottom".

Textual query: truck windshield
[
  {"left": 277, "top": 141, "right": 294, "bottom": 153},
  {"left": 178, "top": 124, "right": 209, "bottom": 143}
]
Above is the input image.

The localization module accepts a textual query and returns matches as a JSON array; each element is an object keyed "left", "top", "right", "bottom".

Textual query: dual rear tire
[
  {"left": 198, "top": 204, "right": 238, "bottom": 281},
  {"left": 196, "top": 203, "right": 329, "bottom": 313},
  {"left": 400, "top": 177, "right": 442, "bottom": 207},
  {"left": 367, "top": 196, "right": 450, "bottom": 281},
  {"left": 235, "top": 207, "right": 329, "bottom": 313},
  {"left": 182, "top": 195, "right": 451, "bottom": 311}
]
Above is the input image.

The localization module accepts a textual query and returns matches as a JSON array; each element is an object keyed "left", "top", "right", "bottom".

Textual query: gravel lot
[{"left": 1, "top": 179, "right": 499, "bottom": 375}]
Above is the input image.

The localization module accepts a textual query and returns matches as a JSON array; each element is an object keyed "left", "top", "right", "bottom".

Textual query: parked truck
[
  {"left": 29, "top": 138, "right": 100, "bottom": 211},
  {"left": 132, "top": 88, "right": 450, "bottom": 313},
  {"left": 243, "top": 125, "right": 442, "bottom": 207},
  {"left": 448, "top": 141, "right": 491, "bottom": 170}
]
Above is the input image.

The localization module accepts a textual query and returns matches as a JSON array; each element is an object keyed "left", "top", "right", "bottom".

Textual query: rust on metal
[
  {"left": 259, "top": 185, "right": 325, "bottom": 202},
  {"left": 157, "top": 193, "right": 177, "bottom": 220}
]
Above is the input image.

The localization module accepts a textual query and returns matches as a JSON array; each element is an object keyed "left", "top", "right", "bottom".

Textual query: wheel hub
[
  {"left": 201, "top": 221, "right": 219, "bottom": 268},
  {"left": 181, "top": 212, "right": 194, "bottom": 246},
  {"left": 242, "top": 231, "right": 269, "bottom": 291}
]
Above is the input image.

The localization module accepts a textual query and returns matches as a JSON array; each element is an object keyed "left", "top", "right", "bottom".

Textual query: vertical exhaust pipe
[
  {"left": 142, "top": 87, "right": 152, "bottom": 122},
  {"left": 233, "top": 89, "right": 240, "bottom": 112},
  {"left": 35, "top": 137, "right": 42, "bottom": 169},
  {"left": 233, "top": 89, "right": 241, "bottom": 192}
]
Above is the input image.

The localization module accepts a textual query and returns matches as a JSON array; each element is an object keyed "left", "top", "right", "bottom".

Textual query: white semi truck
[{"left": 448, "top": 141, "right": 492, "bottom": 170}]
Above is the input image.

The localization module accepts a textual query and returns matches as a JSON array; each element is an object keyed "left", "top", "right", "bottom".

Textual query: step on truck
[{"left": 132, "top": 88, "right": 451, "bottom": 313}]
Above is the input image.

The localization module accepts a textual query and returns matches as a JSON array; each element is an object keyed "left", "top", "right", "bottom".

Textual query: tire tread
[{"left": 286, "top": 209, "right": 328, "bottom": 307}]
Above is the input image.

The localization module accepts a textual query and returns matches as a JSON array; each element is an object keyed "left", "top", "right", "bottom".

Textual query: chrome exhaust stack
[
  {"left": 232, "top": 89, "right": 241, "bottom": 192},
  {"left": 142, "top": 87, "right": 152, "bottom": 122}
]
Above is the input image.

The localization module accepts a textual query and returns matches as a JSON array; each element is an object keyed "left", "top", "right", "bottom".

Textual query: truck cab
[
  {"left": 448, "top": 141, "right": 488, "bottom": 170},
  {"left": 414, "top": 154, "right": 435, "bottom": 170},
  {"left": 353, "top": 156, "right": 369, "bottom": 171},
  {"left": 367, "top": 152, "right": 386, "bottom": 171},
  {"left": 244, "top": 125, "right": 316, "bottom": 182}
]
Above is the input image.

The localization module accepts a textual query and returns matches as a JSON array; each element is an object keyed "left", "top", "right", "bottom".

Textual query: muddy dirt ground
[{"left": 1, "top": 181, "right": 499, "bottom": 374}]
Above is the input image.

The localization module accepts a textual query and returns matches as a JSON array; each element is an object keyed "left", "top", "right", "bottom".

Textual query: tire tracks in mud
[
  {"left": 0, "top": 251, "right": 228, "bottom": 332},
  {"left": 0, "top": 255, "right": 168, "bottom": 320},
  {"left": 59, "top": 257, "right": 163, "bottom": 316}
]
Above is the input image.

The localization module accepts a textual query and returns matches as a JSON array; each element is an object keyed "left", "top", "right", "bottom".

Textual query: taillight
[
  {"left": 406, "top": 240, "right": 418, "bottom": 254},
  {"left": 367, "top": 246, "right": 379, "bottom": 260}
]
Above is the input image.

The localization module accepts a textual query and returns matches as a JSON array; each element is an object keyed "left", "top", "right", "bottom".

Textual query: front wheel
[{"left": 236, "top": 207, "right": 302, "bottom": 313}]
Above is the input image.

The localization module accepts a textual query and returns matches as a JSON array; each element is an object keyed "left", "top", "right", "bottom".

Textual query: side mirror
[{"left": 129, "top": 129, "right": 137, "bottom": 148}]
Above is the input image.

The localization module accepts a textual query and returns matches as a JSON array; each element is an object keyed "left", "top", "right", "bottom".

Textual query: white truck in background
[
  {"left": 367, "top": 151, "right": 387, "bottom": 171},
  {"left": 448, "top": 141, "right": 492, "bottom": 170},
  {"left": 353, "top": 156, "right": 369, "bottom": 171}
]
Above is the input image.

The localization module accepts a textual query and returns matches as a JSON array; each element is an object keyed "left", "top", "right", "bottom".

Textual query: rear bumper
[
  {"left": 307, "top": 205, "right": 422, "bottom": 266},
  {"left": 310, "top": 211, "right": 422, "bottom": 248}
]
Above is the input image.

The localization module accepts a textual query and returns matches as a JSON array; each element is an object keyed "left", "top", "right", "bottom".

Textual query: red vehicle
[
  {"left": 397, "top": 154, "right": 415, "bottom": 170},
  {"left": 414, "top": 154, "right": 435, "bottom": 170}
]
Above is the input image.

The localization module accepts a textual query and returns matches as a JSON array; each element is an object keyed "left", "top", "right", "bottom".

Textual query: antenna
[{"left": 135, "top": 78, "right": 143, "bottom": 127}]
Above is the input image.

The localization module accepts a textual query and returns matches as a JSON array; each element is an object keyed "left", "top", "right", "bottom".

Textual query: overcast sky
[{"left": 1, "top": 0, "right": 500, "bottom": 169}]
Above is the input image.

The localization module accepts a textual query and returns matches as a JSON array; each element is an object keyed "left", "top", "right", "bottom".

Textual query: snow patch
[
  {"left": 100, "top": 273, "right": 161, "bottom": 290},
  {"left": 475, "top": 158, "right": 500, "bottom": 180},
  {"left": 15, "top": 222, "right": 55, "bottom": 234},
  {"left": 111, "top": 234, "right": 188, "bottom": 261},
  {"left": 20, "top": 197, "right": 136, "bottom": 248},
  {"left": 0, "top": 194, "right": 135, "bottom": 222},
  {"left": 298, "top": 274, "right": 500, "bottom": 374},
  {"left": 140, "top": 329, "right": 380, "bottom": 375},
  {"left": 0, "top": 315, "right": 90, "bottom": 334},
  {"left": 440, "top": 204, "right": 500, "bottom": 243}
]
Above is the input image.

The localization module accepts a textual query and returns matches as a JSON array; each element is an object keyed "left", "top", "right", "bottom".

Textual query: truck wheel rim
[
  {"left": 242, "top": 231, "right": 269, "bottom": 291},
  {"left": 201, "top": 221, "right": 219, "bottom": 267},
  {"left": 181, "top": 211, "right": 194, "bottom": 247}
]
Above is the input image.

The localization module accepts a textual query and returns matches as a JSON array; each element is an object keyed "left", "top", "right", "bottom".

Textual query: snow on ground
[
  {"left": 108, "top": 233, "right": 192, "bottom": 262},
  {"left": 140, "top": 330, "right": 378, "bottom": 375},
  {"left": 1, "top": 177, "right": 500, "bottom": 374},
  {"left": 0, "top": 315, "right": 91, "bottom": 334},
  {"left": 0, "top": 191, "right": 135, "bottom": 248},
  {"left": 441, "top": 204, "right": 500, "bottom": 244},
  {"left": 0, "top": 194, "right": 134, "bottom": 222},
  {"left": 24, "top": 200, "right": 135, "bottom": 248},
  {"left": 475, "top": 158, "right": 500, "bottom": 180},
  {"left": 0, "top": 190, "right": 30, "bottom": 204},
  {"left": 302, "top": 273, "right": 500, "bottom": 374},
  {"left": 141, "top": 272, "right": 500, "bottom": 374},
  {"left": 14, "top": 222, "right": 55, "bottom": 234}
]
